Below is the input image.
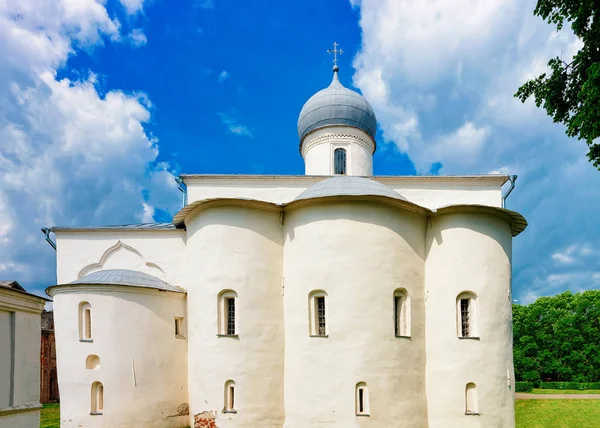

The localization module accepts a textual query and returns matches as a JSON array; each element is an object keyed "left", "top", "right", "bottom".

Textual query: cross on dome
[{"left": 327, "top": 42, "right": 343, "bottom": 71}]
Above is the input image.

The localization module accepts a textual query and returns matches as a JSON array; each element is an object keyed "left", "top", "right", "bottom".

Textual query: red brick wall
[{"left": 40, "top": 311, "right": 59, "bottom": 403}]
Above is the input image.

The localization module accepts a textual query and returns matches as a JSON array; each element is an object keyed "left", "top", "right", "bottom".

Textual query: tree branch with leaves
[{"left": 515, "top": 0, "right": 600, "bottom": 168}]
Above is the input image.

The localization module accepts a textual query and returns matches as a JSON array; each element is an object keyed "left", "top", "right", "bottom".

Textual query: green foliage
[
  {"left": 539, "top": 381, "right": 600, "bottom": 390},
  {"left": 515, "top": 0, "right": 600, "bottom": 169},
  {"left": 532, "top": 388, "right": 600, "bottom": 394},
  {"left": 513, "top": 290, "right": 600, "bottom": 382},
  {"left": 516, "top": 382, "right": 534, "bottom": 392},
  {"left": 516, "top": 400, "right": 600, "bottom": 428}
]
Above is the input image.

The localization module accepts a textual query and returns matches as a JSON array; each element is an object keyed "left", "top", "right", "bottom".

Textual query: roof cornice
[{"left": 180, "top": 174, "right": 510, "bottom": 183}]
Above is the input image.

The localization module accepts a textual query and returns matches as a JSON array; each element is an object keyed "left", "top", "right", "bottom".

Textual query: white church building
[{"left": 46, "top": 60, "right": 527, "bottom": 428}]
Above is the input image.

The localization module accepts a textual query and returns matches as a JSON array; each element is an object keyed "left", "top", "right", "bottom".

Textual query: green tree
[
  {"left": 515, "top": 0, "right": 600, "bottom": 168},
  {"left": 513, "top": 290, "right": 600, "bottom": 383}
]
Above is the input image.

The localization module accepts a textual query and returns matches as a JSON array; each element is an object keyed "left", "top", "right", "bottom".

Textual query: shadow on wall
[
  {"left": 284, "top": 200, "right": 427, "bottom": 261},
  {"left": 426, "top": 213, "right": 512, "bottom": 261},
  {"left": 186, "top": 205, "right": 284, "bottom": 246}
]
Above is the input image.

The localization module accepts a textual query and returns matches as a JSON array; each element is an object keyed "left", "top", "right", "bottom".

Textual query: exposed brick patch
[{"left": 194, "top": 411, "right": 217, "bottom": 428}]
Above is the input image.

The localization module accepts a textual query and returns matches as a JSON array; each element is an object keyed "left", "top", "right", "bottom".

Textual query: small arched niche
[
  {"left": 86, "top": 354, "right": 101, "bottom": 370},
  {"left": 465, "top": 382, "right": 479, "bottom": 415},
  {"left": 223, "top": 380, "right": 236, "bottom": 413},
  {"left": 91, "top": 381, "right": 103, "bottom": 415},
  {"left": 355, "top": 382, "right": 370, "bottom": 416}
]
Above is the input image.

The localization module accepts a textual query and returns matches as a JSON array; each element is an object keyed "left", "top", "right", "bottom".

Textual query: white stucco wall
[
  {"left": 424, "top": 213, "right": 514, "bottom": 428},
  {"left": 186, "top": 205, "right": 285, "bottom": 428},
  {"left": 282, "top": 202, "right": 428, "bottom": 428},
  {"left": 55, "top": 231, "right": 187, "bottom": 287},
  {"left": 51, "top": 287, "right": 188, "bottom": 428},
  {"left": 0, "top": 288, "right": 45, "bottom": 428},
  {"left": 184, "top": 176, "right": 505, "bottom": 209},
  {"left": 301, "top": 127, "right": 374, "bottom": 176}
]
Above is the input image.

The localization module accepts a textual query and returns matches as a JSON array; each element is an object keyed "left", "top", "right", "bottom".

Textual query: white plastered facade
[
  {"left": 47, "top": 71, "right": 524, "bottom": 427},
  {"left": 0, "top": 286, "right": 46, "bottom": 428},
  {"left": 48, "top": 172, "right": 522, "bottom": 428}
]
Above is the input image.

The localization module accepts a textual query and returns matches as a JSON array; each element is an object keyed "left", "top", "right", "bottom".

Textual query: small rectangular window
[
  {"left": 358, "top": 388, "right": 364, "bottom": 413},
  {"left": 226, "top": 298, "right": 236, "bottom": 335},
  {"left": 461, "top": 299, "right": 470, "bottom": 337},
  {"left": 175, "top": 317, "right": 184, "bottom": 338},
  {"left": 394, "top": 296, "right": 401, "bottom": 336},
  {"left": 84, "top": 308, "right": 92, "bottom": 339},
  {"left": 316, "top": 296, "right": 326, "bottom": 336}
]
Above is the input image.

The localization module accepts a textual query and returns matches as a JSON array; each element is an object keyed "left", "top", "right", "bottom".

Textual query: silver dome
[
  {"left": 294, "top": 176, "right": 407, "bottom": 202},
  {"left": 297, "top": 71, "right": 377, "bottom": 145}
]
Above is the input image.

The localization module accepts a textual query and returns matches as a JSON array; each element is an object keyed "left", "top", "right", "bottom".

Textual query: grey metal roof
[
  {"left": 51, "top": 223, "right": 177, "bottom": 232},
  {"left": 294, "top": 176, "right": 407, "bottom": 202},
  {"left": 66, "top": 269, "right": 183, "bottom": 293},
  {"left": 297, "top": 71, "right": 377, "bottom": 145}
]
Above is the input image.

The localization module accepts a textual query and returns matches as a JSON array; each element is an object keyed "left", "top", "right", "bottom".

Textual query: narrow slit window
[
  {"left": 175, "top": 317, "right": 185, "bottom": 338},
  {"left": 334, "top": 148, "right": 347, "bottom": 175},
  {"left": 91, "top": 381, "right": 103, "bottom": 415},
  {"left": 355, "top": 382, "right": 369, "bottom": 416},
  {"left": 358, "top": 389, "right": 364, "bottom": 413},
  {"left": 79, "top": 302, "right": 92, "bottom": 341},
  {"left": 393, "top": 289, "right": 411, "bottom": 337},
  {"left": 316, "top": 297, "right": 326, "bottom": 336},
  {"left": 457, "top": 293, "right": 478, "bottom": 338},
  {"left": 227, "top": 298, "right": 236, "bottom": 335},
  {"left": 224, "top": 380, "right": 236, "bottom": 413},
  {"left": 309, "top": 291, "right": 328, "bottom": 337},
  {"left": 461, "top": 299, "right": 470, "bottom": 337},
  {"left": 218, "top": 290, "right": 238, "bottom": 336}
]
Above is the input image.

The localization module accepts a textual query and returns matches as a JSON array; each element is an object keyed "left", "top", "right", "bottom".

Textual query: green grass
[
  {"left": 40, "top": 403, "right": 60, "bottom": 428},
  {"left": 530, "top": 388, "right": 600, "bottom": 394},
  {"left": 516, "top": 399, "right": 600, "bottom": 428},
  {"left": 39, "top": 400, "right": 600, "bottom": 428}
]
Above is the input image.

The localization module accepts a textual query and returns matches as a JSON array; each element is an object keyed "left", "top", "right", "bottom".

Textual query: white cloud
[
  {"left": 551, "top": 244, "right": 594, "bottom": 264},
  {"left": 128, "top": 28, "right": 147, "bottom": 47},
  {"left": 351, "top": 0, "right": 600, "bottom": 300},
  {"left": 519, "top": 290, "right": 541, "bottom": 305},
  {"left": 218, "top": 70, "right": 229, "bottom": 83},
  {"left": 119, "top": 0, "right": 145, "bottom": 15},
  {"left": 0, "top": 0, "right": 177, "bottom": 292},
  {"left": 218, "top": 112, "right": 253, "bottom": 138}
]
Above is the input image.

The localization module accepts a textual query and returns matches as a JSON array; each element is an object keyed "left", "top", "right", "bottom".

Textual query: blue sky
[{"left": 1, "top": 0, "right": 599, "bottom": 303}]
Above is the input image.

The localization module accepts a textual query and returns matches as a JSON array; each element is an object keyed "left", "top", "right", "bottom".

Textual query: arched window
[
  {"left": 393, "top": 289, "right": 411, "bottom": 337},
  {"left": 465, "top": 383, "right": 479, "bottom": 415},
  {"left": 224, "top": 380, "right": 236, "bottom": 413},
  {"left": 79, "top": 302, "right": 92, "bottom": 341},
  {"left": 355, "top": 382, "right": 370, "bottom": 416},
  {"left": 86, "top": 354, "right": 100, "bottom": 370},
  {"left": 218, "top": 290, "right": 238, "bottom": 336},
  {"left": 308, "top": 290, "right": 328, "bottom": 337},
  {"left": 90, "top": 381, "right": 103, "bottom": 415},
  {"left": 333, "top": 148, "right": 347, "bottom": 175},
  {"left": 456, "top": 292, "right": 478, "bottom": 338}
]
